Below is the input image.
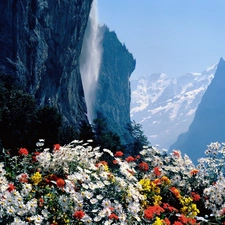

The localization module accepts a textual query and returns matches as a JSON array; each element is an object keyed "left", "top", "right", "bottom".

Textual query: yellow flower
[
  {"left": 139, "top": 179, "right": 151, "bottom": 191},
  {"left": 31, "top": 172, "right": 42, "bottom": 185},
  {"left": 152, "top": 217, "right": 164, "bottom": 225},
  {"left": 153, "top": 195, "right": 162, "bottom": 205}
]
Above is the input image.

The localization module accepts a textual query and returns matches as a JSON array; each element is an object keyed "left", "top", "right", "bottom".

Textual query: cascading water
[{"left": 80, "top": 0, "right": 103, "bottom": 122}]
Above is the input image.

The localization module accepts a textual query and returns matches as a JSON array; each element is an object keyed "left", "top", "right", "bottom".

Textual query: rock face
[
  {"left": 130, "top": 63, "right": 217, "bottom": 149},
  {"left": 94, "top": 26, "right": 136, "bottom": 144},
  {"left": 0, "top": 0, "right": 93, "bottom": 129},
  {"left": 169, "top": 58, "right": 225, "bottom": 164}
]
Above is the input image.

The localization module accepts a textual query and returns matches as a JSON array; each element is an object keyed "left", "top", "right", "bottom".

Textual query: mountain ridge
[
  {"left": 169, "top": 57, "right": 225, "bottom": 163},
  {"left": 130, "top": 62, "right": 217, "bottom": 149}
]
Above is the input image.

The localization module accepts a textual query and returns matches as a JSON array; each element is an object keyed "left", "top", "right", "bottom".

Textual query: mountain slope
[
  {"left": 169, "top": 58, "right": 225, "bottom": 164},
  {"left": 94, "top": 26, "right": 136, "bottom": 145},
  {"left": 130, "top": 63, "right": 217, "bottom": 149}
]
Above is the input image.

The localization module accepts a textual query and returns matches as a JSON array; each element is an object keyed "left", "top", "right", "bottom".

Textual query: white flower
[
  {"left": 90, "top": 198, "right": 98, "bottom": 204},
  {"left": 30, "top": 215, "right": 44, "bottom": 225},
  {"left": 6, "top": 205, "right": 16, "bottom": 215},
  {"left": 81, "top": 214, "right": 92, "bottom": 224}
]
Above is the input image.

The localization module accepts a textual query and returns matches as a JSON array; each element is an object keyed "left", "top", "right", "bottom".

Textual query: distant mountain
[
  {"left": 130, "top": 63, "right": 217, "bottom": 150},
  {"left": 169, "top": 58, "right": 225, "bottom": 164}
]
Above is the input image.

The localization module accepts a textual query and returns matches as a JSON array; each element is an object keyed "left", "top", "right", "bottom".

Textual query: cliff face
[
  {"left": 0, "top": 0, "right": 93, "bottom": 128},
  {"left": 94, "top": 26, "right": 136, "bottom": 144},
  {"left": 169, "top": 58, "right": 225, "bottom": 164}
]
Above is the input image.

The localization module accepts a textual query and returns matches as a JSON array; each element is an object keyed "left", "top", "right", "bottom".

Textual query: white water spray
[{"left": 80, "top": 0, "right": 103, "bottom": 122}]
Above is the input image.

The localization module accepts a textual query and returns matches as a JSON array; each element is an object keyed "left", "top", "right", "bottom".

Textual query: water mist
[{"left": 80, "top": 0, "right": 103, "bottom": 122}]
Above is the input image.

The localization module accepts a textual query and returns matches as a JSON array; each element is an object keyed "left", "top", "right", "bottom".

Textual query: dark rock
[
  {"left": 0, "top": 0, "right": 93, "bottom": 130},
  {"left": 94, "top": 26, "right": 136, "bottom": 145}
]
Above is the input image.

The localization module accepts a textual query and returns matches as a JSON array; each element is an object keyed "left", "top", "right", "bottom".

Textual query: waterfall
[{"left": 80, "top": 0, "right": 103, "bottom": 122}]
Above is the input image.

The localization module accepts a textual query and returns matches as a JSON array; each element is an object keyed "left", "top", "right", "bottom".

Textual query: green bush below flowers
[{"left": 1, "top": 140, "right": 225, "bottom": 224}]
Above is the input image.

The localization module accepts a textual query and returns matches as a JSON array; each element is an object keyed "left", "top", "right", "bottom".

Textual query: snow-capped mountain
[{"left": 130, "top": 63, "right": 218, "bottom": 150}]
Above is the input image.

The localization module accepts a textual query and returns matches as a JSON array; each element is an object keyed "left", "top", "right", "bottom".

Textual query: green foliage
[
  {"left": 0, "top": 76, "right": 37, "bottom": 153},
  {"left": 0, "top": 73, "right": 79, "bottom": 153},
  {"left": 79, "top": 121, "right": 94, "bottom": 142},
  {"left": 92, "top": 115, "right": 123, "bottom": 153},
  {"left": 36, "top": 106, "right": 62, "bottom": 148},
  {"left": 59, "top": 124, "right": 79, "bottom": 145},
  {"left": 126, "top": 120, "right": 150, "bottom": 156}
]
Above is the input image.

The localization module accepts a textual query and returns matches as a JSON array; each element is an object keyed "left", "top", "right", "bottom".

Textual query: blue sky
[{"left": 98, "top": 0, "right": 225, "bottom": 79}]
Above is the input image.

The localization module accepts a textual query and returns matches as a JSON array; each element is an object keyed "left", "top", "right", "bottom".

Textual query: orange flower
[
  {"left": 139, "top": 162, "right": 149, "bottom": 171},
  {"left": 170, "top": 187, "right": 180, "bottom": 198},
  {"left": 190, "top": 169, "right": 199, "bottom": 175},
  {"left": 162, "top": 218, "right": 171, "bottom": 225},
  {"left": 56, "top": 178, "right": 65, "bottom": 188},
  {"left": 18, "top": 148, "right": 28, "bottom": 156},
  {"left": 50, "top": 174, "right": 59, "bottom": 181},
  {"left": 161, "top": 176, "right": 171, "bottom": 185},
  {"left": 95, "top": 161, "right": 108, "bottom": 168},
  {"left": 53, "top": 144, "right": 60, "bottom": 151},
  {"left": 73, "top": 210, "right": 85, "bottom": 219},
  {"left": 125, "top": 156, "right": 135, "bottom": 162},
  {"left": 114, "top": 151, "right": 123, "bottom": 157},
  {"left": 173, "top": 150, "right": 180, "bottom": 157}
]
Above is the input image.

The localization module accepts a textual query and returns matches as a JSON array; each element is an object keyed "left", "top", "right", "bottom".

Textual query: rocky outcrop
[
  {"left": 169, "top": 58, "right": 225, "bottom": 164},
  {"left": 94, "top": 26, "right": 136, "bottom": 144},
  {"left": 0, "top": 0, "right": 93, "bottom": 129}
]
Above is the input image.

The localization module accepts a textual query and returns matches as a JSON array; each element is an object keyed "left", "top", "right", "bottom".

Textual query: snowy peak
[{"left": 130, "top": 62, "right": 218, "bottom": 150}]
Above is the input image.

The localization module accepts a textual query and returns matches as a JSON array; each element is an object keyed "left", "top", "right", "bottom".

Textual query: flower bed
[{"left": 0, "top": 140, "right": 225, "bottom": 224}]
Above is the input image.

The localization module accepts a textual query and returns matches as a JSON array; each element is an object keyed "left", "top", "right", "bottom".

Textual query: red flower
[
  {"left": 113, "top": 160, "right": 118, "bottom": 164},
  {"left": 19, "top": 174, "right": 28, "bottom": 183},
  {"left": 53, "top": 144, "right": 60, "bottom": 151},
  {"left": 173, "top": 222, "right": 183, "bottom": 225},
  {"left": 56, "top": 178, "right": 65, "bottom": 189},
  {"left": 7, "top": 183, "right": 15, "bottom": 192},
  {"left": 139, "top": 162, "right": 149, "bottom": 171},
  {"left": 50, "top": 174, "right": 59, "bottom": 181},
  {"left": 153, "top": 167, "right": 161, "bottom": 176},
  {"left": 178, "top": 215, "right": 197, "bottom": 224},
  {"left": 163, "top": 203, "right": 178, "bottom": 213},
  {"left": 32, "top": 152, "right": 40, "bottom": 162},
  {"left": 114, "top": 151, "right": 123, "bottom": 157},
  {"left": 135, "top": 155, "right": 140, "bottom": 159},
  {"left": 73, "top": 210, "right": 85, "bottom": 219},
  {"left": 144, "top": 205, "right": 165, "bottom": 220},
  {"left": 108, "top": 213, "right": 118, "bottom": 220},
  {"left": 191, "top": 192, "right": 201, "bottom": 201},
  {"left": 39, "top": 198, "right": 44, "bottom": 207},
  {"left": 125, "top": 156, "right": 135, "bottom": 162},
  {"left": 18, "top": 148, "right": 28, "bottom": 156}
]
